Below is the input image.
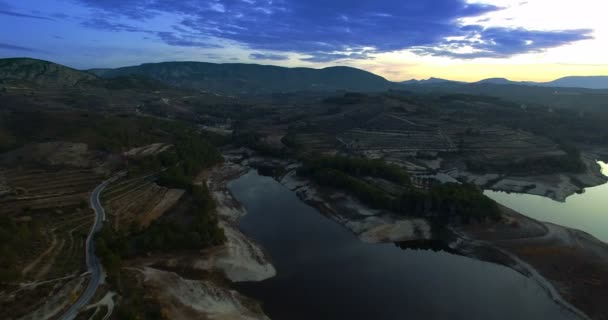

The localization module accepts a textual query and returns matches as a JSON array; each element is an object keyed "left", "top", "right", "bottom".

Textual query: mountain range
[
  {"left": 404, "top": 76, "right": 608, "bottom": 89},
  {"left": 88, "top": 61, "right": 400, "bottom": 93},
  {"left": 0, "top": 58, "right": 96, "bottom": 87},
  {"left": 1, "top": 58, "right": 607, "bottom": 93}
]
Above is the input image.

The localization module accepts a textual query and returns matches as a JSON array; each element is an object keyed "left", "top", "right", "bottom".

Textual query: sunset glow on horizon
[{"left": 1, "top": 0, "right": 607, "bottom": 82}]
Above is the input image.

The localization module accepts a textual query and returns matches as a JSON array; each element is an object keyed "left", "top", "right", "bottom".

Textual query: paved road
[{"left": 58, "top": 177, "right": 115, "bottom": 320}]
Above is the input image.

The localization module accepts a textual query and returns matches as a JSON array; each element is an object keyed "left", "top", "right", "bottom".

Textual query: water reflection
[
  {"left": 485, "top": 161, "right": 608, "bottom": 242},
  {"left": 230, "top": 171, "right": 576, "bottom": 320}
]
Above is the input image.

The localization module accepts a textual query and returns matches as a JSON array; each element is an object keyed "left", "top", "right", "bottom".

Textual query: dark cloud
[
  {"left": 300, "top": 51, "right": 373, "bottom": 62},
  {"left": 0, "top": 9, "right": 53, "bottom": 20},
  {"left": 155, "top": 31, "right": 221, "bottom": 48},
  {"left": 81, "top": 17, "right": 221, "bottom": 49},
  {"left": 414, "top": 27, "right": 593, "bottom": 59},
  {"left": 249, "top": 52, "right": 289, "bottom": 60},
  {"left": 0, "top": 42, "right": 44, "bottom": 52},
  {"left": 74, "top": 0, "right": 593, "bottom": 61},
  {"left": 82, "top": 18, "right": 145, "bottom": 32},
  {"left": 51, "top": 12, "right": 70, "bottom": 19}
]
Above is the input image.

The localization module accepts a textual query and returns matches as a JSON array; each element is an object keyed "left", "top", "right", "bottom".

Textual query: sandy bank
[{"left": 139, "top": 267, "right": 269, "bottom": 320}]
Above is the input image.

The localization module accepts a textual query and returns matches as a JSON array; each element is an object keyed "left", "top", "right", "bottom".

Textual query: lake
[
  {"left": 486, "top": 161, "right": 608, "bottom": 242},
  {"left": 229, "top": 171, "right": 577, "bottom": 320}
]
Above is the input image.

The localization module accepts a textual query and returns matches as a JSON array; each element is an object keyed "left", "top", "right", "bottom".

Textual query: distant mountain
[
  {"left": 541, "top": 76, "right": 608, "bottom": 90},
  {"left": 467, "top": 76, "right": 608, "bottom": 89},
  {"left": 473, "top": 78, "right": 538, "bottom": 86},
  {"left": 401, "top": 77, "right": 462, "bottom": 85},
  {"left": 88, "top": 61, "right": 399, "bottom": 93},
  {"left": 0, "top": 58, "right": 97, "bottom": 87}
]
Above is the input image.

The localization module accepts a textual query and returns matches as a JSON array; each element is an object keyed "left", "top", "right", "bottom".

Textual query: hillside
[
  {"left": 401, "top": 77, "right": 462, "bottom": 85},
  {"left": 400, "top": 81, "right": 608, "bottom": 110},
  {"left": 0, "top": 58, "right": 97, "bottom": 87},
  {"left": 543, "top": 76, "right": 608, "bottom": 89},
  {"left": 473, "top": 76, "right": 608, "bottom": 89},
  {"left": 88, "top": 61, "right": 398, "bottom": 93}
]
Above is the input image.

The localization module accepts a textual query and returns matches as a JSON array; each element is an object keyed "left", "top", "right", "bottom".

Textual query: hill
[
  {"left": 88, "top": 61, "right": 398, "bottom": 94},
  {"left": 472, "top": 76, "right": 608, "bottom": 89},
  {"left": 0, "top": 58, "right": 97, "bottom": 87},
  {"left": 401, "top": 77, "right": 462, "bottom": 85},
  {"left": 399, "top": 81, "right": 608, "bottom": 110},
  {"left": 475, "top": 78, "right": 525, "bottom": 85},
  {"left": 542, "top": 76, "right": 608, "bottom": 89}
]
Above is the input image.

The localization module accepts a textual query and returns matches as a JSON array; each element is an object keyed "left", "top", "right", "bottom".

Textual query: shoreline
[
  {"left": 121, "top": 161, "right": 275, "bottom": 320},
  {"left": 447, "top": 153, "right": 608, "bottom": 202},
  {"left": 263, "top": 158, "right": 606, "bottom": 320},
  {"left": 217, "top": 152, "right": 608, "bottom": 320}
]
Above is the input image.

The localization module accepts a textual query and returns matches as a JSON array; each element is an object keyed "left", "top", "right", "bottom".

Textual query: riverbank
[
  {"left": 261, "top": 158, "right": 607, "bottom": 320},
  {"left": 117, "top": 161, "right": 275, "bottom": 320},
  {"left": 212, "top": 150, "right": 608, "bottom": 319},
  {"left": 456, "top": 207, "right": 608, "bottom": 320},
  {"left": 229, "top": 164, "right": 579, "bottom": 320},
  {"left": 445, "top": 152, "right": 608, "bottom": 202}
]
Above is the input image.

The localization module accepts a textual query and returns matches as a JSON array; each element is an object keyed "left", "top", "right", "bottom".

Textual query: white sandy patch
[
  {"left": 203, "top": 163, "right": 276, "bottom": 282},
  {"left": 418, "top": 158, "right": 442, "bottom": 170},
  {"left": 18, "top": 277, "right": 85, "bottom": 320},
  {"left": 340, "top": 196, "right": 381, "bottom": 216},
  {"left": 124, "top": 143, "right": 172, "bottom": 157},
  {"left": 469, "top": 173, "right": 500, "bottom": 186},
  {"left": 85, "top": 292, "right": 115, "bottom": 320},
  {"left": 141, "top": 267, "right": 270, "bottom": 320},
  {"left": 208, "top": 222, "right": 276, "bottom": 282},
  {"left": 279, "top": 171, "right": 308, "bottom": 190},
  {"left": 213, "top": 189, "right": 247, "bottom": 221}
]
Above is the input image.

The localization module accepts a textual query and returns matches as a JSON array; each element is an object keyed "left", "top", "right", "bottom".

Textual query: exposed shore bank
[
  {"left": 122, "top": 161, "right": 275, "bottom": 320},
  {"left": 445, "top": 153, "right": 607, "bottom": 202},
  {"left": 240, "top": 154, "right": 608, "bottom": 320}
]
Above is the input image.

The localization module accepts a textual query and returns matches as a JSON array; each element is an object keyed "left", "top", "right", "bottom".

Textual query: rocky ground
[{"left": 446, "top": 153, "right": 608, "bottom": 202}]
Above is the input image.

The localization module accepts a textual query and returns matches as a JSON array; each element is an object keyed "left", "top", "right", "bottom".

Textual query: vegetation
[
  {"left": 323, "top": 92, "right": 369, "bottom": 105},
  {"left": 98, "top": 184, "right": 224, "bottom": 261},
  {"left": 299, "top": 155, "right": 410, "bottom": 185},
  {"left": 0, "top": 110, "right": 187, "bottom": 152},
  {"left": 0, "top": 215, "right": 41, "bottom": 281},
  {"left": 466, "top": 145, "right": 585, "bottom": 175},
  {"left": 298, "top": 155, "right": 500, "bottom": 222},
  {"left": 231, "top": 131, "right": 290, "bottom": 158}
]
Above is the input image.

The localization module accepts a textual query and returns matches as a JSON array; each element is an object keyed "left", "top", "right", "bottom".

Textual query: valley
[{"left": 1, "top": 57, "right": 608, "bottom": 320}]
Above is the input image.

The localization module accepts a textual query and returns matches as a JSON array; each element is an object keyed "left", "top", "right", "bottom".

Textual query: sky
[{"left": 1, "top": 0, "right": 607, "bottom": 82}]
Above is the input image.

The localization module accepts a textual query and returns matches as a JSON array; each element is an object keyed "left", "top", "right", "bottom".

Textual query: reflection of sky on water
[{"left": 486, "top": 162, "right": 608, "bottom": 242}]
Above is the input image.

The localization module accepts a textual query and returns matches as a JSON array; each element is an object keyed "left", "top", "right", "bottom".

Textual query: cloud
[
  {"left": 249, "top": 52, "right": 289, "bottom": 60},
  {"left": 82, "top": 18, "right": 145, "bottom": 32},
  {"left": 0, "top": 9, "right": 53, "bottom": 20},
  {"left": 0, "top": 42, "right": 44, "bottom": 52},
  {"left": 73, "top": 0, "right": 593, "bottom": 61},
  {"left": 300, "top": 51, "right": 373, "bottom": 62},
  {"left": 414, "top": 26, "right": 593, "bottom": 59},
  {"left": 81, "top": 17, "right": 221, "bottom": 49},
  {"left": 155, "top": 31, "right": 222, "bottom": 48}
]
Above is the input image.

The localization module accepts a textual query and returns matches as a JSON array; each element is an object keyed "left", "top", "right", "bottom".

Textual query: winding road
[{"left": 58, "top": 177, "right": 116, "bottom": 320}]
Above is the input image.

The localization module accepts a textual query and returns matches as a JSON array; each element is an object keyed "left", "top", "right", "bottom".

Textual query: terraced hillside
[
  {"left": 101, "top": 175, "right": 184, "bottom": 233},
  {"left": 0, "top": 168, "right": 103, "bottom": 319}
]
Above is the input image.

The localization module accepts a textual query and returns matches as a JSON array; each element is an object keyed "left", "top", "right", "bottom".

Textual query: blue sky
[{"left": 1, "top": 0, "right": 606, "bottom": 81}]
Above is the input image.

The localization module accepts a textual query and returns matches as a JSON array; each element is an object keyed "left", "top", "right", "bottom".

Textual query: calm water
[
  {"left": 485, "top": 161, "right": 608, "bottom": 242},
  {"left": 229, "top": 171, "right": 576, "bottom": 320}
]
